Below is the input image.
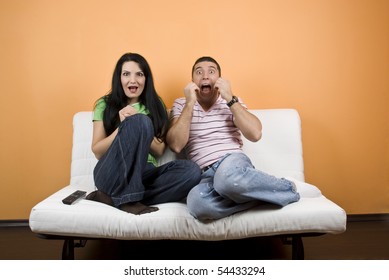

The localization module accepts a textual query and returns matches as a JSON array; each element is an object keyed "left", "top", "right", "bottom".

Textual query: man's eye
[
  {"left": 196, "top": 70, "right": 203, "bottom": 75},
  {"left": 209, "top": 70, "right": 215, "bottom": 74}
]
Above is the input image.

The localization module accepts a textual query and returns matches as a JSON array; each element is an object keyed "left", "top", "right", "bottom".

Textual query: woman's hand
[
  {"left": 119, "top": 105, "right": 138, "bottom": 122},
  {"left": 150, "top": 137, "right": 166, "bottom": 158}
]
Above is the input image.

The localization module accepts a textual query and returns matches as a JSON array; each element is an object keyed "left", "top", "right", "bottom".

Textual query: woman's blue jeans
[
  {"left": 93, "top": 114, "right": 201, "bottom": 208},
  {"left": 187, "top": 152, "right": 300, "bottom": 220}
]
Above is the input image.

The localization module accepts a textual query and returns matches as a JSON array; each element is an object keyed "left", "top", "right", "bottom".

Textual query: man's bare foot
[
  {"left": 119, "top": 202, "right": 159, "bottom": 215},
  {"left": 86, "top": 190, "right": 114, "bottom": 206}
]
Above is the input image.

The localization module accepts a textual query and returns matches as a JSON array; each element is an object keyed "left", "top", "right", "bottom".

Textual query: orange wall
[{"left": 0, "top": 0, "right": 388, "bottom": 219}]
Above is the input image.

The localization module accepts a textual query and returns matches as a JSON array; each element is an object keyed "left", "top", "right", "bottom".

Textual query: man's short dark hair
[{"left": 192, "top": 56, "right": 221, "bottom": 76}]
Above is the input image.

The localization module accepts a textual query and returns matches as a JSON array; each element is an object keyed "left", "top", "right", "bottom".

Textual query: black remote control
[{"left": 62, "top": 190, "right": 87, "bottom": 205}]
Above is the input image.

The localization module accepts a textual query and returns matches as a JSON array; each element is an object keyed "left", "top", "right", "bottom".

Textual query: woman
[{"left": 87, "top": 52, "right": 201, "bottom": 215}]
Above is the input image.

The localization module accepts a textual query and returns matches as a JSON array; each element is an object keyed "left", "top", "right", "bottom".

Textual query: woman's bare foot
[{"left": 119, "top": 202, "right": 159, "bottom": 215}]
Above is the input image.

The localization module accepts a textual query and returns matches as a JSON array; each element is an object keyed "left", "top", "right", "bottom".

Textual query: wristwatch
[{"left": 227, "top": 96, "right": 238, "bottom": 107}]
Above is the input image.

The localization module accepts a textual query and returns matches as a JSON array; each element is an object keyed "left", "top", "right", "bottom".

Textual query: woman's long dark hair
[{"left": 96, "top": 53, "right": 168, "bottom": 139}]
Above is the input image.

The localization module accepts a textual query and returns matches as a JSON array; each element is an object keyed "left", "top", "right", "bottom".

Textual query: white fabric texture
[{"left": 29, "top": 109, "right": 346, "bottom": 240}]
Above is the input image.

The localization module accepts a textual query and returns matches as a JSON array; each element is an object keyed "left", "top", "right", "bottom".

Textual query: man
[{"left": 167, "top": 56, "right": 300, "bottom": 220}]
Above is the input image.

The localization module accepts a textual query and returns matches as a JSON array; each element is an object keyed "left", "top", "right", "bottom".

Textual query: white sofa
[{"left": 29, "top": 109, "right": 347, "bottom": 259}]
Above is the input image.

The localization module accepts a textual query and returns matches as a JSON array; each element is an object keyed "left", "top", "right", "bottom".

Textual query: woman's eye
[{"left": 137, "top": 72, "right": 144, "bottom": 77}]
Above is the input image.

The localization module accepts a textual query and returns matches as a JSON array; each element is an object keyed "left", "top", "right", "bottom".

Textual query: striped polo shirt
[{"left": 171, "top": 95, "right": 246, "bottom": 169}]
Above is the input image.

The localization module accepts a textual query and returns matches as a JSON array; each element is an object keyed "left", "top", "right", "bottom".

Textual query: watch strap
[{"left": 227, "top": 96, "right": 238, "bottom": 107}]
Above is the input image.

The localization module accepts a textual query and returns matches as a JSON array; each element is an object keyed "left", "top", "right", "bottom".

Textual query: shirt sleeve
[{"left": 93, "top": 98, "right": 106, "bottom": 121}]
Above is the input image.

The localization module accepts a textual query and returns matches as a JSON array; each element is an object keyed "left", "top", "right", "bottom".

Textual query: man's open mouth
[{"left": 200, "top": 84, "right": 212, "bottom": 92}]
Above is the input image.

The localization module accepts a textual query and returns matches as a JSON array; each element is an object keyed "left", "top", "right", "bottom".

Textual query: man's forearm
[
  {"left": 230, "top": 103, "right": 262, "bottom": 142},
  {"left": 167, "top": 102, "right": 195, "bottom": 153}
]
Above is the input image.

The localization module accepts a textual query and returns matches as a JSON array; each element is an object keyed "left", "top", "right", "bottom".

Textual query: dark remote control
[{"left": 62, "top": 190, "right": 87, "bottom": 205}]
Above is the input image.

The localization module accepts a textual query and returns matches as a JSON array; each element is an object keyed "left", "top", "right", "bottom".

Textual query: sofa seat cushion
[{"left": 29, "top": 184, "right": 346, "bottom": 240}]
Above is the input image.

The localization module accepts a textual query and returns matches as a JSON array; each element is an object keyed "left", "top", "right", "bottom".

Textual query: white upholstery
[{"left": 29, "top": 109, "right": 346, "bottom": 240}]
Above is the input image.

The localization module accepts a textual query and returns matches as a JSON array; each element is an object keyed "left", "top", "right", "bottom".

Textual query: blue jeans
[
  {"left": 187, "top": 152, "right": 300, "bottom": 220},
  {"left": 93, "top": 114, "right": 201, "bottom": 208}
]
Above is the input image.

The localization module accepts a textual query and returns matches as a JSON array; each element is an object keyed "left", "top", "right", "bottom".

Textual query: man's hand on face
[
  {"left": 214, "top": 78, "right": 233, "bottom": 102},
  {"left": 184, "top": 82, "right": 199, "bottom": 104}
]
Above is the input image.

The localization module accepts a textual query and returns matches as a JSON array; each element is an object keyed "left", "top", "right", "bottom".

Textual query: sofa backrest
[{"left": 70, "top": 109, "right": 305, "bottom": 190}]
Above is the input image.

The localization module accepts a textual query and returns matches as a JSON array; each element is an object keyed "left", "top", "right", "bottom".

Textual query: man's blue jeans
[
  {"left": 187, "top": 152, "right": 300, "bottom": 220},
  {"left": 93, "top": 114, "right": 201, "bottom": 208}
]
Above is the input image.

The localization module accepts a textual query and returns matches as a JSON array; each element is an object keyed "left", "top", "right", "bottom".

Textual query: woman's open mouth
[{"left": 128, "top": 86, "right": 138, "bottom": 93}]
